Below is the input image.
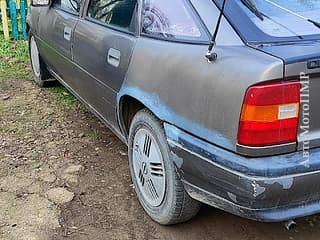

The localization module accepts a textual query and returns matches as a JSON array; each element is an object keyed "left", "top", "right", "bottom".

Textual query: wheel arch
[
  {"left": 118, "top": 95, "right": 158, "bottom": 140},
  {"left": 117, "top": 88, "right": 167, "bottom": 140}
]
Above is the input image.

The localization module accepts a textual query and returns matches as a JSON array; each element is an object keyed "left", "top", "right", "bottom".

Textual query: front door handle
[
  {"left": 107, "top": 48, "right": 121, "bottom": 67},
  {"left": 64, "top": 26, "right": 72, "bottom": 41}
]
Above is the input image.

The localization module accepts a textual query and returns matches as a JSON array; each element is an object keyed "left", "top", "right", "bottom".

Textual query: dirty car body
[{"left": 28, "top": 0, "right": 320, "bottom": 223}]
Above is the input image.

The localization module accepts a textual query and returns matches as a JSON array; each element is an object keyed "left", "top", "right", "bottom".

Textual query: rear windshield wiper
[
  {"left": 240, "top": 0, "right": 264, "bottom": 21},
  {"left": 264, "top": 0, "right": 320, "bottom": 29}
]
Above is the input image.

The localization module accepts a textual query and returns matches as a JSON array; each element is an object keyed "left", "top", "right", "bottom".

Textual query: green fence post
[
  {"left": 9, "top": 0, "right": 18, "bottom": 40},
  {"left": 20, "top": 0, "right": 27, "bottom": 40}
]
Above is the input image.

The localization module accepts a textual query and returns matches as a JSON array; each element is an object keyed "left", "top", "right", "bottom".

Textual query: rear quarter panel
[{"left": 119, "top": 38, "right": 284, "bottom": 151}]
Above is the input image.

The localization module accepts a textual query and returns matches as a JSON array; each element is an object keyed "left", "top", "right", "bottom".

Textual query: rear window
[
  {"left": 142, "top": 0, "right": 209, "bottom": 42},
  {"left": 237, "top": 0, "right": 320, "bottom": 38}
]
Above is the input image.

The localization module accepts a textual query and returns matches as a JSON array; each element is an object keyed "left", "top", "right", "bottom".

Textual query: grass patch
[
  {"left": 0, "top": 33, "right": 85, "bottom": 110},
  {"left": 0, "top": 36, "right": 31, "bottom": 79},
  {"left": 47, "top": 85, "right": 87, "bottom": 111}
]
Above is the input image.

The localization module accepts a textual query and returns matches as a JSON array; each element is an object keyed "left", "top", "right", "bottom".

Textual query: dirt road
[{"left": 1, "top": 78, "right": 320, "bottom": 240}]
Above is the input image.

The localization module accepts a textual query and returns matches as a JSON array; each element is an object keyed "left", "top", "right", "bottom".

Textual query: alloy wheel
[
  {"left": 132, "top": 127, "right": 166, "bottom": 207},
  {"left": 30, "top": 36, "right": 41, "bottom": 78}
]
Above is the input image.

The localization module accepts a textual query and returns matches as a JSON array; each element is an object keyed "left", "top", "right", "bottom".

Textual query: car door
[
  {"left": 36, "top": 0, "right": 81, "bottom": 83},
  {"left": 72, "top": 0, "right": 138, "bottom": 127}
]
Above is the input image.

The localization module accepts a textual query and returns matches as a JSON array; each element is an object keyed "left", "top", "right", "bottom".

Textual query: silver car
[{"left": 28, "top": 0, "right": 320, "bottom": 225}]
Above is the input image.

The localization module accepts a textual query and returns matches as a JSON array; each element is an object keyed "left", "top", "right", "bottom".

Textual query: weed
[
  {"left": 0, "top": 36, "right": 31, "bottom": 79},
  {"left": 47, "top": 85, "right": 86, "bottom": 111},
  {"left": 0, "top": 32, "right": 86, "bottom": 111}
]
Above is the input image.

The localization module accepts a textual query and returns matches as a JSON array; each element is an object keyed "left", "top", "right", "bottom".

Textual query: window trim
[
  {"left": 139, "top": 0, "right": 211, "bottom": 44},
  {"left": 83, "top": 0, "right": 140, "bottom": 36}
]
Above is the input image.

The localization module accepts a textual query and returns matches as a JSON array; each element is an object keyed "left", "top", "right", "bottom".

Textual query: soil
[{"left": 1, "top": 78, "right": 320, "bottom": 240}]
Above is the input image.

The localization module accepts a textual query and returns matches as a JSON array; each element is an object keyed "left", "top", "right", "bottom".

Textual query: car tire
[
  {"left": 128, "top": 109, "right": 201, "bottom": 225},
  {"left": 28, "top": 32, "right": 52, "bottom": 87}
]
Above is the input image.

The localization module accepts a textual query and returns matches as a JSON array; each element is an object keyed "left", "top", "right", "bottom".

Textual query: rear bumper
[{"left": 164, "top": 123, "right": 320, "bottom": 222}]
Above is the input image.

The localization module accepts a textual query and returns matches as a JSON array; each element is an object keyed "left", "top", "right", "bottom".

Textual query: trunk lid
[{"left": 254, "top": 41, "right": 320, "bottom": 150}]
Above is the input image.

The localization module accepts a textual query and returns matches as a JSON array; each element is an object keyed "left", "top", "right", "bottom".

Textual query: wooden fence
[{"left": 0, "top": 0, "right": 30, "bottom": 40}]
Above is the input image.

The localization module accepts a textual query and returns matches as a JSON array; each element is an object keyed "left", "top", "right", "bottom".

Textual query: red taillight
[{"left": 238, "top": 81, "right": 300, "bottom": 147}]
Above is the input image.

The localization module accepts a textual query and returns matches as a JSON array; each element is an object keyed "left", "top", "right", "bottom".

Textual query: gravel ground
[{"left": 1, "top": 78, "right": 320, "bottom": 240}]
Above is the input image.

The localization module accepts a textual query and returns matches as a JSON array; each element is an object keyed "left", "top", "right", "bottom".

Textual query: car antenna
[{"left": 205, "top": 0, "right": 227, "bottom": 63}]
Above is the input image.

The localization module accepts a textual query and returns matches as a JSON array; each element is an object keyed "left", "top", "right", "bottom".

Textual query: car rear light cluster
[{"left": 238, "top": 81, "right": 301, "bottom": 147}]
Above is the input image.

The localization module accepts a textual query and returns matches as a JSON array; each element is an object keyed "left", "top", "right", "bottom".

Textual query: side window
[
  {"left": 87, "top": 0, "right": 137, "bottom": 30},
  {"left": 54, "top": 0, "right": 81, "bottom": 14},
  {"left": 142, "top": 0, "right": 208, "bottom": 42}
]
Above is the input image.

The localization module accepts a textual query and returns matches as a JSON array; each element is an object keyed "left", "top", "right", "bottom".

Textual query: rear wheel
[
  {"left": 28, "top": 33, "right": 52, "bottom": 87},
  {"left": 128, "top": 109, "right": 201, "bottom": 225}
]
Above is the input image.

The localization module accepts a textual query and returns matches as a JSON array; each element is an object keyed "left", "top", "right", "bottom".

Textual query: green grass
[
  {"left": 0, "top": 36, "right": 31, "bottom": 79},
  {"left": 47, "top": 85, "right": 86, "bottom": 111},
  {"left": 0, "top": 31, "right": 87, "bottom": 110}
]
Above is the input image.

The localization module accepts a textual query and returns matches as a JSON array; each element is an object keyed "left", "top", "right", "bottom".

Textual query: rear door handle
[
  {"left": 107, "top": 48, "right": 121, "bottom": 67},
  {"left": 64, "top": 26, "right": 72, "bottom": 41}
]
